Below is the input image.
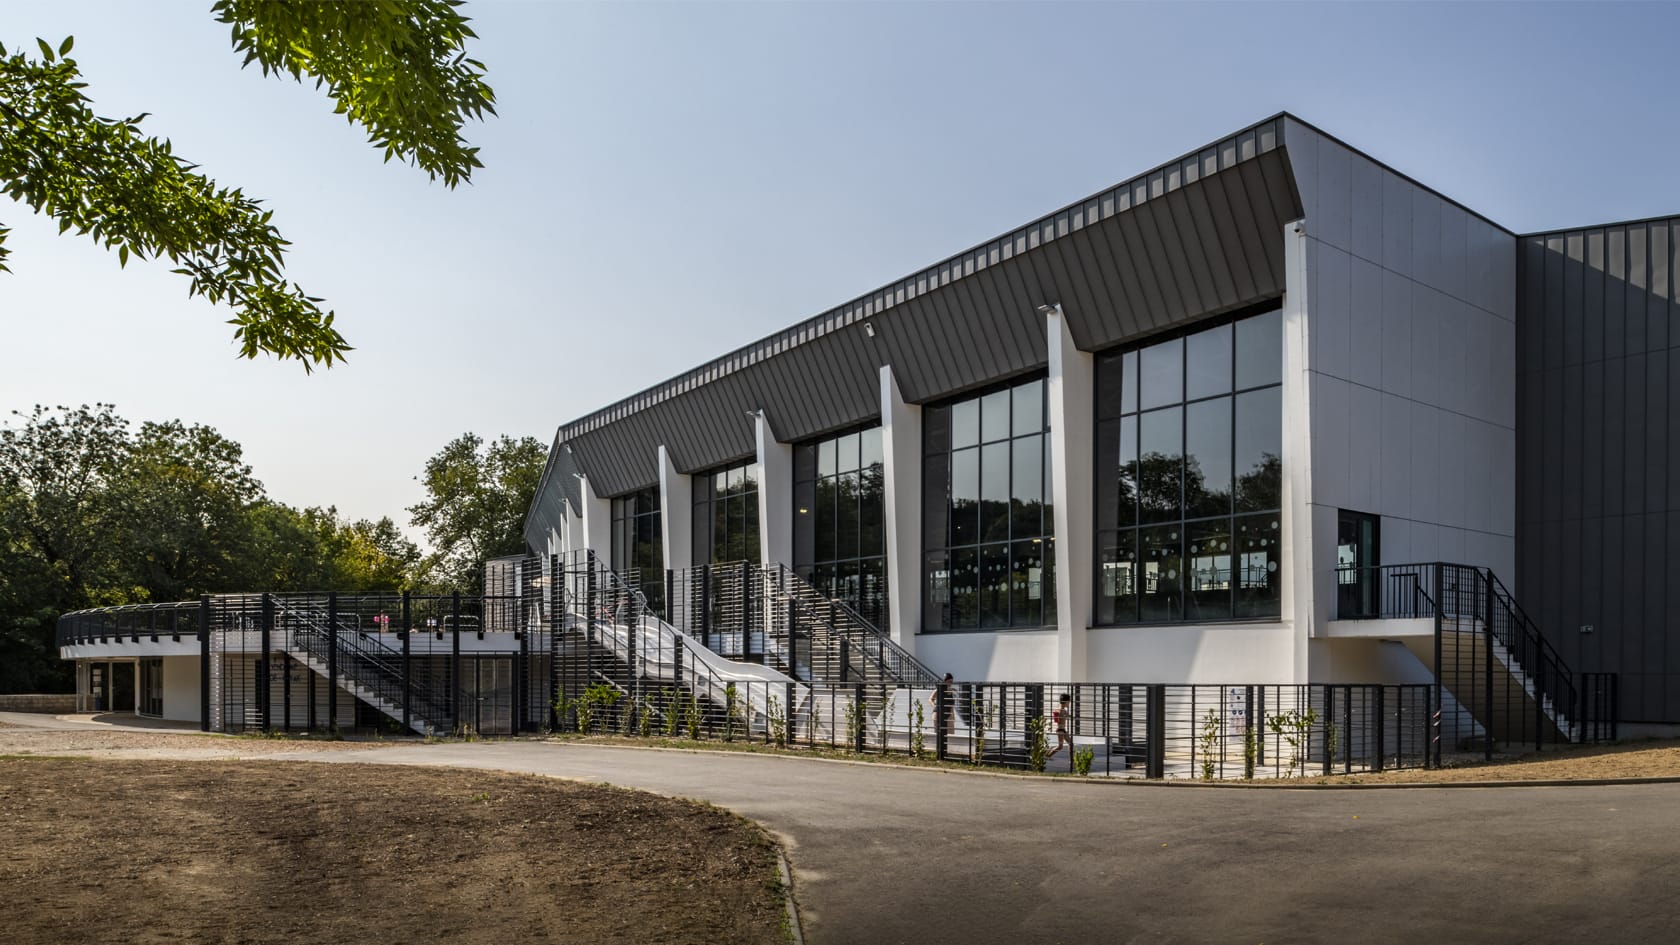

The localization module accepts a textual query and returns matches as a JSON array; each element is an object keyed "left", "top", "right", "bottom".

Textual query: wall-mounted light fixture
[
  {"left": 1036, "top": 303, "right": 1061, "bottom": 318},
  {"left": 864, "top": 321, "right": 876, "bottom": 338}
]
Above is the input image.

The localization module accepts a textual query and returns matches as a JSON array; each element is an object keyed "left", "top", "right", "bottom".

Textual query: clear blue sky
[{"left": 3, "top": 1, "right": 1676, "bottom": 540}]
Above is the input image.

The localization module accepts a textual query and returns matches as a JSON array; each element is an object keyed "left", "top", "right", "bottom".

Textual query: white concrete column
[
  {"left": 1281, "top": 219, "right": 1317, "bottom": 683},
  {"left": 881, "top": 364, "right": 923, "bottom": 652},
  {"left": 579, "top": 475, "right": 612, "bottom": 560},
  {"left": 1046, "top": 303, "right": 1094, "bottom": 681},
  {"left": 755, "top": 412, "right": 793, "bottom": 568},
  {"left": 559, "top": 501, "right": 586, "bottom": 558},
  {"left": 657, "top": 445, "right": 693, "bottom": 572}
]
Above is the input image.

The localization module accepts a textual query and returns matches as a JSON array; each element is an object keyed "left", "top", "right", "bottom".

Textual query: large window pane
[
  {"left": 818, "top": 439, "right": 836, "bottom": 477},
  {"left": 1235, "top": 387, "right": 1282, "bottom": 512},
  {"left": 1138, "top": 407, "right": 1182, "bottom": 523},
  {"left": 952, "top": 399, "right": 979, "bottom": 449},
  {"left": 815, "top": 478, "right": 837, "bottom": 563},
  {"left": 1012, "top": 380, "right": 1044, "bottom": 437},
  {"left": 1011, "top": 434, "right": 1044, "bottom": 538},
  {"left": 1098, "top": 530, "right": 1139, "bottom": 624},
  {"left": 923, "top": 552, "right": 950, "bottom": 631},
  {"left": 860, "top": 427, "right": 883, "bottom": 469},
  {"left": 836, "top": 432, "right": 860, "bottom": 473},
  {"left": 925, "top": 405, "right": 951, "bottom": 457},
  {"left": 980, "top": 442, "right": 1010, "bottom": 542},
  {"left": 1121, "top": 350, "right": 1139, "bottom": 414},
  {"left": 1096, "top": 354, "right": 1125, "bottom": 420},
  {"left": 1186, "top": 520, "right": 1232, "bottom": 621},
  {"left": 980, "top": 544, "right": 1010, "bottom": 628},
  {"left": 1140, "top": 525, "right": 1184, "bottom": 622},
  {"left": 981, "top": 390, "right": 1011, "bottom": 443},
  {"left": 1235, "top": 514, "right": 1282, "bottom": 618},
  {"left": 836, "top": 471, "right": 860, "bottom": 560},
  {"left": 1010, "top": 540, "right": 1045, "bottom": 628},
  {"left": 1139, "top": 337, "right": 1183, "bottom": 410},
  {"left": 951, "top": 448, "right": 979, "bottom": 546},
  {"left": 1185, "top": 397, "right": 1233, "bottom": 519},
  {"left": 1236, "top": 308, "right": 1282, "bottom": 389},
  {"left": 1118, "top": 415, "right": 1138, "bottom": 528},
  {"left": 859, "top": 466, "right": 884, "bottom": 555},
  {"left": 1186, "top": 322, "right": 1233, "bottom": 401},
  {"left": 950, "top": 548, "right": 979, "bottom": 629}
]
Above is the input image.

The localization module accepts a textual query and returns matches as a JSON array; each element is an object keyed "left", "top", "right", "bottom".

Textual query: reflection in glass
[
  {"left": 1097, "top": 531, "right": 1138, "bottom": 624},
  {"left": 1235, "top": 514, "right": 1282, "bottom": 618},
  {"left": 1140, "top": 525, "right": 1183, "bottom": 622},
  {"left": 951, "top": 448, "right": 979, "bottom": 546},
  {"left": 1236, "top": 308, "right": 1282, "bottom": 389},
  {"left": 1012, "top": 380, "right": 1043, "bottom": 437},
  {"left": 1185, "top": 398, "right": 1232, "bottom": 519},
  {"left": 1140, "top": 337, "right": 1183, "bottom": 410},
  {"left": 981, "top": 390, "right": 1010, "bottom": 443},
  {"left": 953, "top": 399, "right": 979, "bottom": 449},
  {"left": 980, "top": 441, "right": 1010, "bottom": 542},
  {"left": 1010, "top": 540, "right": 1045, "bottom": 628},
  {"left": 1235, "top": 387, "right": 1282, "bottom": 512},
  {"left": 1186, "top": 520, "right": 1232, "bottom": 621},
  {"left": 980, "top": 544, "right": 1010, "bottom": 628},
  {"left": 951, "top": 547, "right": 979, "bottom": 629},
  {"left": 1138, "top": 407, "right": 1182, "bottom": 523},
  {"left": 1186, "top": 322, "right": 1233, "bottom": 400},
  {"left": 1011, "top": 434, "right": 1043, "bottom": 538}
]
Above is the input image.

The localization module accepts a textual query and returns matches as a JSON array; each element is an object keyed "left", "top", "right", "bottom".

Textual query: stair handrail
[
  {"left": 271, "top": 597, "right": 448, "bottom": 727},
  {"left": 765, "top": 563, "right": 942, "bottom": 686}
]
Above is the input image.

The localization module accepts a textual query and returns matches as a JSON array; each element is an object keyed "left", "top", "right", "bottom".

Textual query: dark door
[{"left": 1336, "top": 510, "right": 1380, "bottom": 618}]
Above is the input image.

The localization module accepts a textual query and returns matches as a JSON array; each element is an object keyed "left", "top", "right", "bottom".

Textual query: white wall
[
  {"left": 658, "top": 444, "right": 694, "bottom": 571},
  {"left": 880, "top": 365, "right": 923, "bottom": 653},
  {"left": 755, "top": 413, "right": 793, "bottom": 568},
  {"left": 1046, "top": 305, "right": 1094, "bottom": 680},
  {"left": 916, "top": 630, "right": 1058, "bottom": 682},
  {"left": 161, "top": 655, "right": 201, "bottom": 723},
  {"left": 1087, "top": 623, "right": 1300, "bottom": 683},
  {"left": 1284, "top": 119, "right": 1518, "bottom": 651}
]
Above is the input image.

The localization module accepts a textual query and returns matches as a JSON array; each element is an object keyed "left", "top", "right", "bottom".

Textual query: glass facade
[
  {"left": 692, "top": 462, "right": 760, "bottom": 565},
  {"left": 923, "top": 377, "right": 1055, "bottom": 632},
  {"left": 1094, "top": 308, "right": 1283, "bottom": 624},
  {"left": 611, "top": 488, "right": 663, "bottom": 613},
  {"left": 794, "top": 427, "right": 887, "bottom": 628}
]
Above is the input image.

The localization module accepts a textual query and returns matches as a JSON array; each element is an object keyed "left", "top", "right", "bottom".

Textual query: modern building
[{"left": 524, "top": 112, "right": 1678, "bottom": 731}]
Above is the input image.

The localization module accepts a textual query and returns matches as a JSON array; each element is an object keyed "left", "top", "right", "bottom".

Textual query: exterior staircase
[{"left": 272, "top": 599, "right": 449, "bottom": 735}]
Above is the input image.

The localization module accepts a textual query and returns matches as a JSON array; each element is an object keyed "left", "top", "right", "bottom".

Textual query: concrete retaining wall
[{"left": 0, "top": 693, "right": 77, "bottom": 714}]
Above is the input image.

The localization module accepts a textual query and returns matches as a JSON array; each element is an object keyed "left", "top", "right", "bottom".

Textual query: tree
[
  {"left": 0, "top": 1, "right": 494, "bottom": 370},
  {"left": 408, "top": 433, "right": 546, "bottom": 592}
]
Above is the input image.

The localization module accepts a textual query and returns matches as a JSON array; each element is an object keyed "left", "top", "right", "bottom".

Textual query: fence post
[
  {"left": 839, "top": 638, "right": 851, "bottom": 683},
  {"left": 325, "top": 592, "right": 337, "bottom": 733},
  {"left": 1431, "top": 562, "right": 1444, "bottom": 769},
  {"left": 260, "top": 593, "right": 274, "bottom": 734},
  {"left": 1145, "top": 685, "right": 1165, "bottom": 780},
  {"left": 451, "top": 591, "right": 462, "bottom": 734},
  {"left": 854, "top": 683, "right": 866, "bottom": 753},
  {"left": 935, "top": 683, "right": 948, "bottom": 761},
  {"left": 401, "top": 591, "right": 412, "bottom": 734},
  {"left": 198, "top": 595, "right": 211, "bottom": 732},
  {"left": 785, "top": 681, "right": 797, "bottom": 744},
  {"left": 1323, "top": 686, "right": 1334, "bottom": 776},
  {"left": 740, "top": 560, "right": 753, "bottom": 662},
  {"left": 1372, "top": 685, "right": 1386, "bottom": 773},
  {"left": 1483, "top": 569, "right": 1495, "bottom": 761},
  {"left": 665, "top": 569, "right": 674, "bottom": 625},
  {"left": 700, "top": 565, "right": 712, "bottom": 648}
]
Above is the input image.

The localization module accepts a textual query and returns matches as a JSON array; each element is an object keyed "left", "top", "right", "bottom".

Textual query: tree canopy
[
  {"left": 0, "top": 1, "right": 494, "bottom": 370},
  {"left": 0, "top": 404, "right": 423, "bottom": 693},
  {"left": 408, "top": 432, "right": 546, "bottom": 593}
]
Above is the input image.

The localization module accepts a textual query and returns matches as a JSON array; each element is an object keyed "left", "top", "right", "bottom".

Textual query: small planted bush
[{"left": 1073, "top": 746, "right": 1094, "bottom": 777}]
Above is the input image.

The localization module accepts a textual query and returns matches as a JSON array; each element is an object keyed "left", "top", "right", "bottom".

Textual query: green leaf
[
  {"left": 36, "top": 38, "right": 54, "bottom": 62},
  {"left": 58, "top": 36, "right": 74, "bottom": 57}
]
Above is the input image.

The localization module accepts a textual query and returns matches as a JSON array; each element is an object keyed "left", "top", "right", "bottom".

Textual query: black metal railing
[{"left": 1334, "top": 562, "right": 1617, "bottom": 758}]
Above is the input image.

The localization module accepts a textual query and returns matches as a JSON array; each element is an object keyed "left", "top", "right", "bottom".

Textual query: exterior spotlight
[
  {"left": 864, "top": 322, "right": 876, "bottom": 337},
  {"left": 1036, "top": 303, "right": 1061, "bottom": 317}
]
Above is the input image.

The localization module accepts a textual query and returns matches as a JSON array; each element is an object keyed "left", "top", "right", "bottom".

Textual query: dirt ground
[
  {"left": 1314, "top": 737, "right": 1680, "bottom": 784},
  {"left": 0, "top": 758, "right": 787, "bottom": 945}
]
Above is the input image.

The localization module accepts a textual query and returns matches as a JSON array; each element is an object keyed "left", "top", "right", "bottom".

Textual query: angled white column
[
  {"left": 1281, "top": 219, "right": 1316, "bottom": 683},
  {"left": 579, "top": 474, "right": 612, "bottom": 560},
  {"left": 657, "top": 445, "right": 693, "bottom": 572},
  {"left": 881, "top": 364, "right": 922, "bottom": 652},
  {"left": 755, "top": 412, "right": 793, "bottom": 568},
  {"left": 1046, "top": 303, "right": 1093, "bottom": 681}
]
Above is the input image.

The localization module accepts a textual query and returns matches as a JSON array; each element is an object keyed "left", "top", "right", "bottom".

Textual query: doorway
[{"left": 1336, "top": 510, "right": 1381, "bottom": 618}]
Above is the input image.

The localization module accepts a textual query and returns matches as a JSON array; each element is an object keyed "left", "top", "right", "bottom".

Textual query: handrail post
[
  {"left": 451, "top": 591, "right": 462, "bottom": 735},
  {"left": 700, "top": 565, "right": 712, "bottom": 649},
  {"left": 853, "top": 683, "right": 866, "bottom": 753},
  {"left": 741, "top": 560, "right": 753, "bottom": 663},
  {"left": 1483, "top": 569, "right": 1494, "bottom": 761},
  {"left": 1145, "top": 685, "right": 1165, "bottom": 779},
  {"left": 1372, "top": 685, "right": 1386, "bottom": 773},
  {"left": 198, "top": 595, "right": 211, "bottom": 732},
  {"left": 401, "top": 591, "right": 412, "bottom": 734},
  {"left": 326, "top": 592, "right": 338, "bottom": 733},
  {"left": 261, "top": 593, "right": 274, "bottom": 734},
  {"left": 935, "top": 682, "right": 948, "bottom": 761},
  {"left": 1431, "top": 563, "right": 1443, "bottom": 768}
]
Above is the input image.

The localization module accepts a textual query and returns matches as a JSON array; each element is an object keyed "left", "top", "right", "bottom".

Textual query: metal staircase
[
  {"left": 273, "top": 599, "right": 450, "bottom": 735},
  {"left": 1337, "top": 562, "right": 1617, "bottom": 759}
]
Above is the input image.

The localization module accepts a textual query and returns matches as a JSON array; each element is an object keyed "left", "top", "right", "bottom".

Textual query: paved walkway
[
  {"left": 6, "top": 714, "right": 1676, "bottom": 944},
  {"left": 283, "top": 741, "right": 1677, "bottom": 945}
]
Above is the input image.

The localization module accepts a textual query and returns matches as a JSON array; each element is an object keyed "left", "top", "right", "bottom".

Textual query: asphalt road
[{"left": 278, "top": 741, "right": 1680, "bottom": 945}]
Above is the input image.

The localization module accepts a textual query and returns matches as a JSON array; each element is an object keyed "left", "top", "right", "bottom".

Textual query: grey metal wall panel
[
  {"left": 1517, "top": 214, "right": 1680, "bottom": 723},
  {"left": 523, "top": 438, "right": 583, "bottom": 555}
]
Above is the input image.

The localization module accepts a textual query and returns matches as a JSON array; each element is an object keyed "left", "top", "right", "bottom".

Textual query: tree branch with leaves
[{"left": 0, "top": 1, "right": 494, "bottom": 370}]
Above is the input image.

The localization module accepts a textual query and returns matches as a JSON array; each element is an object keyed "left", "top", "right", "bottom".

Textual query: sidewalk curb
[{"left": 542, "top": 739, "right": 1680, "bottom": 790}]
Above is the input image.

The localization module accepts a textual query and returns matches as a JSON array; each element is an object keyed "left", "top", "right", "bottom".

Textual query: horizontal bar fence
[{"left": 56, "top": 554, "right": 1614, "bottom": 777}]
